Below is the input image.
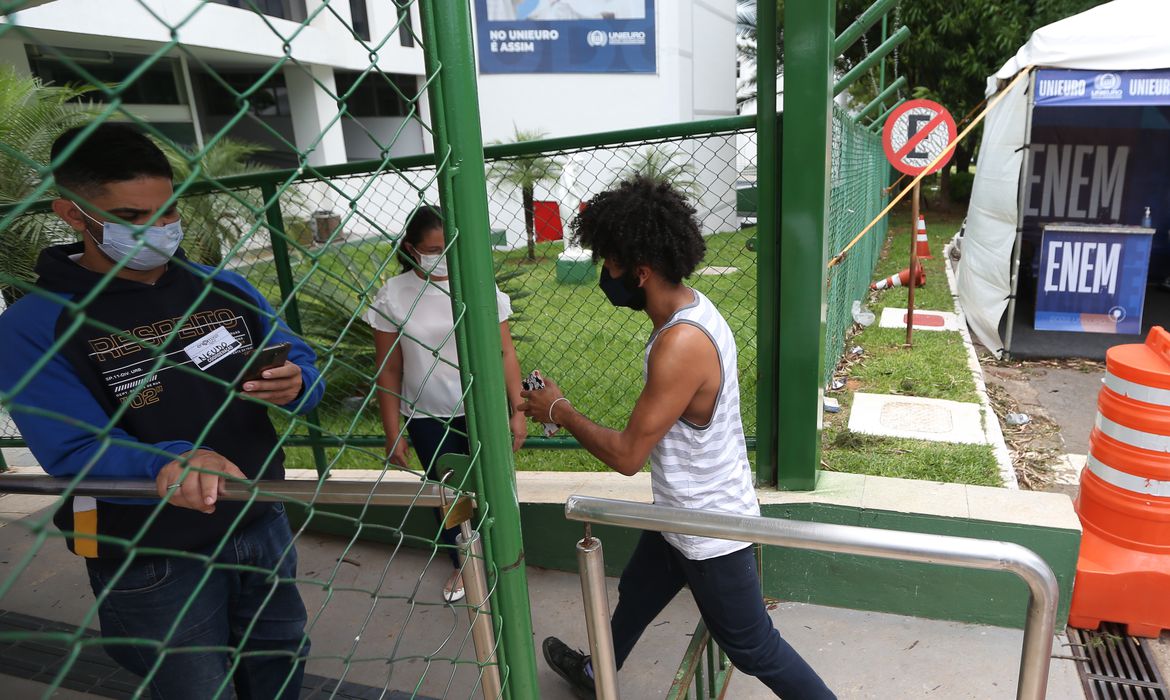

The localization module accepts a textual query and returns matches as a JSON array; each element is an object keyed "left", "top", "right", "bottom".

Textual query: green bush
[{"left": 949, "top": 170, "right": 975, "bottom": 203}]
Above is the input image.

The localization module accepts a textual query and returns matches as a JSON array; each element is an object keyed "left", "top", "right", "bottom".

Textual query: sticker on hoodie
[{"left": 183, "top": 326, "right": 242, "bottom": 370}]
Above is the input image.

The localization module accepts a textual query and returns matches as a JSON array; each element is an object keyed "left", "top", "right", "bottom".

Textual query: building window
[
  {"left": 210, "top": 0, "right": 307, "bottom": 23},
  {"left": 199, "top": 72, "right": 290, "bottom": 117},
  {"left": 334, "top": 71, "right": 416, "bottom": 118},
  {"left": 397, "top": 3, "right": 415, "bottom": 48},
  {"left": 27, "top": 48, "right": 183, "bottom": 105},
  {"left": 349, "top": 0, "right": 370, "bottom": 41}
]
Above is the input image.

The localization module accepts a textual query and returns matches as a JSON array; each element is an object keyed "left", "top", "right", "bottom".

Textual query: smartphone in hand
[{"left": 241, "top": 342, "right": 291, "bottom": 384}]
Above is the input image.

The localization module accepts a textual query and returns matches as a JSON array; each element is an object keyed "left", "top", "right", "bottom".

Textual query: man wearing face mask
[
  {"left": 522, "top": 177, "right": 834, "bottom": 699},
  {"left": 0, "top": 123, "right": 324, "bottom": 698}
]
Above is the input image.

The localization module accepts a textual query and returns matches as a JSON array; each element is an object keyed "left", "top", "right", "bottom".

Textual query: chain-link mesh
[
  {"left": 0, "top": 1, "right": 512, "bottom": 697},
  {"left": 825, "top": 105, "right": 890, "bottom": 384}
]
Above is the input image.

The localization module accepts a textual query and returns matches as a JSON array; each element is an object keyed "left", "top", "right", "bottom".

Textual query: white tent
[{"left": 957, "top": 0, "right": 1170, "bottom": 356}]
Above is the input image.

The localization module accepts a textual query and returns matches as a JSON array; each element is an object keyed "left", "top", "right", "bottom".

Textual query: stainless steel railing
[
  {"left": 0, "top": 473, "right": 502, "bottom": 700},
  {"left": 565, "top": 495, "right": 1060, "bottom": 700}
]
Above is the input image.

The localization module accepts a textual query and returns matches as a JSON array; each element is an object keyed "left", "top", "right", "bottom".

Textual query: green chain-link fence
[
  {"left": 0, "top": 0, "right": 534, "bottom": 697},
  {"left": 825, "top": 104, "right": 891, "bottom": 385},
  {"left": 0, "top": 0, "right": 894, "bottom": 697}
]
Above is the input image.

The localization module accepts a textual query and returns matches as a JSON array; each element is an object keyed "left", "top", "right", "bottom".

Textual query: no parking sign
[{"left": 882, "top": 99, "right": 956, "bottom": 176}]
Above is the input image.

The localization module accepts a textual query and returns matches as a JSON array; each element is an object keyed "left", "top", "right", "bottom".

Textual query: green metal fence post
[
  {"left": 778, "top": 0, "right": 835, "bottom": 490},
  {"left": 418, "top": 1, "right": 539, "bottom": 697},
  {"left": 260, "top": 183, "right": 329, "bottom": 477},
  {"left": 754, "top": 0, "right": 780, "bottom": 487},
  {"left": 833, "top": 26, "right": 909, "bottom": 97}
]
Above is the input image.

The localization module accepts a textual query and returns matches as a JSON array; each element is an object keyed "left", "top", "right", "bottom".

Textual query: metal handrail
[
  {"left": 0, "top": 474, "right": 468, "bottom": 509},
  {"left": 565, "top": 496, "right": 1059, "bottom": 700}
]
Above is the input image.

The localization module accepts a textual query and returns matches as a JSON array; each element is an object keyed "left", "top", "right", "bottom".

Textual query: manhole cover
[
  {"left": 879, "top": 401, "right": 954, "bottom": 433},
  {"left": 1068, "top": 624, "right": 1169, "bottom": 699}
]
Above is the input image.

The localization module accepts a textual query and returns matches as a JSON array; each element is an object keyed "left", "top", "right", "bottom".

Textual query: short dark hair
[
  {"left": 51, "top": 123, "right": 173, "bottom": 196},
  {"left": 399, "top": 204, "right": 443, "bottom": 272},
  {"left": 571, "top": 176, "right": 705, "bottom": 284}
]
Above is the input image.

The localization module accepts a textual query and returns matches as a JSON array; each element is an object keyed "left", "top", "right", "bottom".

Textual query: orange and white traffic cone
[
  {"left": 915, "top": 215, "right": 933, "bottom": 259},
  {"left": 871, "top": 263, "right": 926, "bottom": 291}
]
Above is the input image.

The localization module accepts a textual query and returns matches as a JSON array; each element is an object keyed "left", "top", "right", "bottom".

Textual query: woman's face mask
[
  {"left": 414, "top": 250, "right": 449, "bottom": 277},
  {"left": 599, "top": 266, "right": 646, "bottom": 311},
  {"left": 77, "top": 205, "right": 184, "bottom": 271}
]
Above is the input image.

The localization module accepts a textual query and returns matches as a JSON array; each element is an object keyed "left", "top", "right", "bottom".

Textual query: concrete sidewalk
[{"left": 0, "top": 498, "right": 1082, "bottom": 699}]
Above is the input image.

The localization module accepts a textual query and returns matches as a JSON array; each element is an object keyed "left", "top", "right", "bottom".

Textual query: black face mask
[{"left": 599, "top": 267, "right": 647, "bottom": 311}]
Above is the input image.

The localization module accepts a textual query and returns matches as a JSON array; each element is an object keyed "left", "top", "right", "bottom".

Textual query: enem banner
[
  {"left": 476, "top": 0, "right": 656, "bottom": 74},
  {"left": 1035, "top": 223, "right": 1153, "bottom": 334}
]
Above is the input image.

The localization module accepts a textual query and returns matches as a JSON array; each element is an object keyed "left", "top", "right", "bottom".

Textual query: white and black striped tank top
[{"left": 645, "top": 289, "right": 759, "bottom": 560}]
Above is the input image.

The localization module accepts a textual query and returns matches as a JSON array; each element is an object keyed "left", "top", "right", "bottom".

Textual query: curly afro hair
[{"left": 571, "top": 175, "right": 705, "bottom": 284}]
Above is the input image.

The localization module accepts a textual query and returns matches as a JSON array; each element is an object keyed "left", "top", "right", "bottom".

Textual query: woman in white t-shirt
[{"left": 365, "top": 205, "right": 527, "bottom": 603}]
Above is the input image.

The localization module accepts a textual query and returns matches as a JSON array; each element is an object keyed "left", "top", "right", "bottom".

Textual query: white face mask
[
  {"left": 418, "top": 252, "right": 448, "bottom": 277},
  {"left": 76, "top": 205, "right": 183, "bottom": 271}
]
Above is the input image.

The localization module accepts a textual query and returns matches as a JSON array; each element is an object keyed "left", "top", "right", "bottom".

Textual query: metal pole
[
  {"left": 259, "top": 183, "right": 329, "bottom": 476},
  {"left": 833, "top": 26, "right": 910, "bottom": 97},
  {"left": 0, "top": 474, "right": 466, "bottom": 508},
  {"left": 833, "top": 0, "right": 901, "bottom": 56},
  {"left": 458, "top": 526, "right": 503, "bottom": 700},
  {"left": 754, "top": 0, "right": 779, "bottom": 487},
  {"left": 564, "top": 496, "right": 1059, "bottom": 700},
  {"left": 778, "top": 0, "right": 834, "bottom": 490},
  {"left": 577, "top": 527, "right": 619, "bottom": 700},
  {"left": 856, "top": 76, "right": 907, "bottom": 122},
  {"left": 418, "top": 2, "right": 539, "bottom": 696},
  {"left": 906, "top": 181, "right": 919, "bottom": 346},
  {"left": 868, "top": 98, "right": 906, "bottom": 132}
]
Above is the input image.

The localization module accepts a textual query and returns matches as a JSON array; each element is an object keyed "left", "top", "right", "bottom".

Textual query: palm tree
[
  {"left": 0, "top": 68, "right": 99, "bottom": 304},
  {"left": 159, "top": 138, "right": 275, "bottom": 266},
  {"left": 618, "top": 146, "right": 699, "bottom": 198},
  {"left": 736, "top": 0, "right": 784, "bottom": 109},
  {"left": 485, "top": 127, "right": 563, "bottom": 262}
]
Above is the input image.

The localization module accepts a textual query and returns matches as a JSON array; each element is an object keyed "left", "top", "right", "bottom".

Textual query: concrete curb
[{"left": 944, "top": 237, "right": 1019, "bottom": 489}]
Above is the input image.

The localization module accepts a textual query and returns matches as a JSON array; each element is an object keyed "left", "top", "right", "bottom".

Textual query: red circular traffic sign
[{"left": 882, "top": 99, "right": 956, "bottom": 176}]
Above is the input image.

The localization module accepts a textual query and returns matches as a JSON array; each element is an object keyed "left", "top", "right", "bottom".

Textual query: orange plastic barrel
[{"left": 1069, "top": 326, "right": 1170, "bottom": 637}]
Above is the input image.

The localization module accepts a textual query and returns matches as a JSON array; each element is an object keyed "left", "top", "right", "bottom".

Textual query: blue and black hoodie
[{"left": 0, "top": 243, "right": 325, "bottom": 558}]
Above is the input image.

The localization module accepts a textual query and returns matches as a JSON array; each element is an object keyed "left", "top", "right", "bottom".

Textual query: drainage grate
[
  {"left": 1067, "top": 624, "right": 1169, "bottom": 699},
  {"left": 0, "top": 609, "right": 429, "bottom": 699}
]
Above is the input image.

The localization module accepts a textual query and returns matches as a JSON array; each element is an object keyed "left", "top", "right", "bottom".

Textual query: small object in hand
[
  {"left": 522, "top": 369, "right": 560, "bottom": 437},
  {"left": 241, "top": 342, "right": 291, "bottom": 384}
]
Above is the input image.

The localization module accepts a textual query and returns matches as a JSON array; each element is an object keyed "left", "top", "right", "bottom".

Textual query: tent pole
[{"left": 1003, "top": 70, "right": 1037, "bottom": 358}]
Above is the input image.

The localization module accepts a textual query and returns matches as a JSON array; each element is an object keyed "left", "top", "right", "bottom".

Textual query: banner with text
[
  {"left": 1035, "top": 224, "right": 1152, "bottom": 334},
  {"left": 1035, "top": 68, "right": 1170, "bottom": 108},
  {"left": 1020, "top": 105, "right": 1170, "bottom": 279},
  {"left": 475, "top": 0, "right": 656, "bottom": 73}
]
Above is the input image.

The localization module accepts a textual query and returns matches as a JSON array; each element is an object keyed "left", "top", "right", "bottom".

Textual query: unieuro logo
[
  {"left": 587, "top": 30, "right": 607, "bottom": 47},
  {"left": 1091, "top": 73, "right": 1123, "bottom": 100}
]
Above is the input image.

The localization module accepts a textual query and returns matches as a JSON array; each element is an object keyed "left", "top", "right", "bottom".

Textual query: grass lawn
[
  {"left": 248, "top": 227, "right": 759, "bottom": 473},
  {"left": 819, "top": 202, "right": 1002, "bottom": 486}
]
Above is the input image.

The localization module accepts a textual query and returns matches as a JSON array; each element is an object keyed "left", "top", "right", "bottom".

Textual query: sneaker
[{"left": 542, "top": 636, "right": 596, "bottom": 699}]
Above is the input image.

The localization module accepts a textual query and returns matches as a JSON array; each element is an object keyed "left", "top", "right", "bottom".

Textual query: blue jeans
[
  {"left": 406, "top": 415, "right": 468, "bottom": 569},
  {"left": 85, "top": 504, "right": 309, "bottom": 699},
  {"left": 611, "top": 531, "right": 836, "bottom": 699}
]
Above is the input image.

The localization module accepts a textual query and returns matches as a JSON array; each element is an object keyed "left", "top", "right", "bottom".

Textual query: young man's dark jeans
[
  {"left": 85, "top": 504, "right": 309, "bottom": 699},
  {"left": 611, "top": 530, "right": 836, "bottom": 699}
]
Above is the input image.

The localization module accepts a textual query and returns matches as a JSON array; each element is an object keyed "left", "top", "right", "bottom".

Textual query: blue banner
[
  {"left": 475, "top": 0, "right": 656, "bottom": 74},
  {"left": 1035, "top": 225, "right": 1153, "bottom": 334},
  {"left": 1035, "top": 69, "right": 1170, "bottom": 107}
]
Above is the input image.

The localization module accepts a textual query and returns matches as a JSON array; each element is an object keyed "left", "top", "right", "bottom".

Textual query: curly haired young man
[{"left": 522, "top": 177, "right": 835, "bottom": 699}]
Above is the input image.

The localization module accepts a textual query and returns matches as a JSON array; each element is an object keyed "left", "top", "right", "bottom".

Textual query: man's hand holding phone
[{"left": 241, "top": 343, "right": 302, "bottom": 405}]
